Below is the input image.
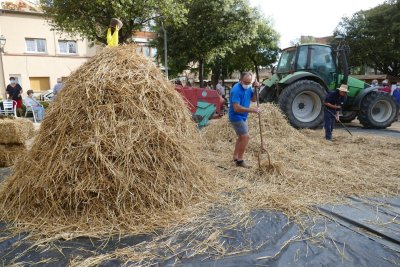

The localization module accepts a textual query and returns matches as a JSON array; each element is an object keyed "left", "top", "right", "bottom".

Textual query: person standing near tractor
[
  {"left": 324, "top": 84, "right": 348, "bottom": 141},
  {"left": 229, "top": 72, "right": 260, "bottom": 168}
]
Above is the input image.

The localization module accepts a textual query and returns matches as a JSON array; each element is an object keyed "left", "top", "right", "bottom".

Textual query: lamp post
[{"left": 0, "top": 35, "right": 7, "bottom": 99}]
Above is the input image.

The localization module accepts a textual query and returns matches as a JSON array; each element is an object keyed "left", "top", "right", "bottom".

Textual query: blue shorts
[{"left": 230, "top": 120, "right": 249, "bottom": 135}]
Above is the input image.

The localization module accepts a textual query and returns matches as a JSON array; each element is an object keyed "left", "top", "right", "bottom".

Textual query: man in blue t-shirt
[
  {"left": 229, "top": 72, "right": 260, "bottom": 168},
  {"left": 324, "top": 84, "right": 348, "bottom": 140}
]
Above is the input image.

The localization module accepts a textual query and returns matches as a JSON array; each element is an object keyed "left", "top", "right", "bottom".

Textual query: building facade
[{"left": 0, "top": 8, "right": 97, "bottom": 98}]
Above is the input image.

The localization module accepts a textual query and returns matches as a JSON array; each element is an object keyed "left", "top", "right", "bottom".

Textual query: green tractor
[{"left": 260, "top": 43, "right": 399, "bottom": 129}]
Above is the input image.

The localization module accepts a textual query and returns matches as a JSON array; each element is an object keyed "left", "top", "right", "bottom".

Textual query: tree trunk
[
  {"left": 255, "top": 65, "right": 260, "bottom": 82},
  {"left": 211, "top": 66, "right": 221, "bottom": 88},
  {"left": 199, "top": 59, "right": 204, "bottom": 88}
]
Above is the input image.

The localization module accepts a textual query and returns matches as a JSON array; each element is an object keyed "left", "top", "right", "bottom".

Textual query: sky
[{"left": 249, "top": 0, "right": 385, "bottom": 48}]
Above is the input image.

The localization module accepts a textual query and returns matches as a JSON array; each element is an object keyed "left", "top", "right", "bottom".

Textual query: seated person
[
  {"left": 378, "top": 80, "right": 391, "bottom": 94},
  {"left": 24, "top": 90, "right": 45, "bottom": 121}
]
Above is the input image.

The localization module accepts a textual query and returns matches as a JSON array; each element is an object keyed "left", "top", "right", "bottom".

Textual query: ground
[{"left": 0, "top": 118, "right": 399, "bottom": 266}]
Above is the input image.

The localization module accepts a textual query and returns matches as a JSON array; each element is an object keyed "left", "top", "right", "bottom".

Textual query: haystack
[
  {"left": 0, "top": 118, "right": 34, "bottom": 167},
  {"left": 0, "top": 117, "right": 34, "bottom": 144},
  {"left": 0, "top": 45, "right": 213, "bottom": 233},
  {"left": 0, "top": 144, "right": 27, "bottom": 167}
]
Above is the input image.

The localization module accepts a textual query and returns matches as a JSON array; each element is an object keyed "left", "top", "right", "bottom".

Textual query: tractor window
[
  {"left": 310, "top": 46, "right": 336, "bottom": 85},
  {"left": 296, "top": 46, "right": 308, "bottom": 70},
  {"left": 310, "top": 46, "right": 336, "bottom": 72},
  {"left": 277, "top": 49, "right": 296, "bottom": 73}
]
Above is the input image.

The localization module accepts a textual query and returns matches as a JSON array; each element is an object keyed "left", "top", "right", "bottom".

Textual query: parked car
[{"left": 33, "top": 89, "right": 54, "bottom": 101}]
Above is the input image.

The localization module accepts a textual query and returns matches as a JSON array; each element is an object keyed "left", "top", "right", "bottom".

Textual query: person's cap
[
  {"left": 382, "top": 79, "right": 388, "bottom": 85},
  {"left": 338, "top": 84, "right": 349, "bottom": 93}
]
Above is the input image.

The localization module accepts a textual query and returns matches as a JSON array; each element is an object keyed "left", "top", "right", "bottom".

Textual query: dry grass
[
  {"left": 0, "top": 144, "right": 27, "bottom": 167},
  {"left": 0, "top": 118, "right": 34, "bottom": 144},
  {"left": 202, "top": 104, "right": 399, "bottom": 217},
  {"left": 0, "top": 45, "right": 399, "bottom": 265},
  {"left": 0, "top": 45, "right": 216, "bottom": 236}
]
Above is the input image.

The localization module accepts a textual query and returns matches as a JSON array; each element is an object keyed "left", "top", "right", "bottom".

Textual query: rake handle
[
  {"left": 325, "top": 108, "right": 353, "bottom": 136},
  {"left": 255, "top": 85, "right": 271, "bottom": 168}
]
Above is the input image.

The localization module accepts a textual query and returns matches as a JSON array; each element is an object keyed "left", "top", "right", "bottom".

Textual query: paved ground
[{"left": 337, "top": 120, "right": 400, "bottom": 138}]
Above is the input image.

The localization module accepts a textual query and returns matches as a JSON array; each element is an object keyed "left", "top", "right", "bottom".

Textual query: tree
[
  {"left": 228, "top": 18, "right": 280, "bottom": 81},
  {"left": 153, "top": 0, "right": 256, "bottom": 86},
  {"left": 335, "top": 0, "right": 400, "bottom": 76},
  {"left": 40, "top": 0, "right": 187, "bottom": 44}
]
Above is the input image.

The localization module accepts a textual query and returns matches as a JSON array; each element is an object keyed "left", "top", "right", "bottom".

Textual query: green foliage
[
  {"left": 39, "top": 101, "right": 50, "bottom": 109},
  {"left": 226, "top": 17, "right": 280, "bottom": 80},
  {"left": 153, "top": 0, "right": 257, "bottom": 82},
  {"left": 40, "top": 0, "right": 188, "bottom": 44},
  {"left": 335, "top": 0, "right": 400, "bottom": 76},
  {"left": 153, "top": 0, "right": 279, "bottom": 84}
]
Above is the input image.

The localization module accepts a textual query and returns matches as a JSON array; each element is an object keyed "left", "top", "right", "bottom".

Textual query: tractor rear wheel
[
  {"left": 358, "top": 91, "right": 398, "bottom": 129},
  {"left": 259, "top": 85, "right": 277, "bottom": 103},
  {"left": 340, "top": 111, "right": 358, "bottom": 123},
  {"left": 278, "top": 80, "right": 325, "bottom": 129}
]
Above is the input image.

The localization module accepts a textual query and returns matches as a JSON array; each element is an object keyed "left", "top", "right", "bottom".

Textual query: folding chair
[
  {"left": 24, "top": 103, "right": 38, "bottom": 123},
  {"left": 0, "top": 100, "right": 17, "bottom": 117}
]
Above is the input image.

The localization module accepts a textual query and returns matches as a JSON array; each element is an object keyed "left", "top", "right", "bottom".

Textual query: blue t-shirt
[{"left": 229, "top": 83, "right": 254, "bottom": 122}]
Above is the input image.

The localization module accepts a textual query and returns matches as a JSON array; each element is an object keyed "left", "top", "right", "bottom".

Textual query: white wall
[{"left": 0, "top": 10, "right": 97, "bottom": 97}]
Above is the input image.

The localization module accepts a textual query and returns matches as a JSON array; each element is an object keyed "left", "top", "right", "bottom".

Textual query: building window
[
  {"left": 58, "top": 40, "right": 77, "bottom": 54},
  {"left": 29, "top": 77, "right": 50, "bottom": 91},
  {"left": 25, "top": 38, "right": 47, "bottom": 53},
  {"left": 151, "top": 48, "right": 157, "bottom": 58},
  {"left": 143, "top": 47, "right": 150, "bottom": 57}
]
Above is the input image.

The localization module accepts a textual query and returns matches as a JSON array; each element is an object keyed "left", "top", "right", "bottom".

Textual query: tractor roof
[{"left": 283, "top": 43, "right": 332, "bottom": 51}]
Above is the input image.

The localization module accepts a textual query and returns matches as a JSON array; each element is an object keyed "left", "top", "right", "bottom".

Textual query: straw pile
[
  {"left": 202, "top": 103, "right": 400, "bottom": 217},
  {"left": 0, "top": 117, "right": 34, "bottom": 144},
  {"left": 0, "top": 45, "right": 214, "bottom": 234},
  {"left": 1, "top": 95, "right": 399, "bottom": 265},
  {"left": 68, "top": 107, "right": 400, "bottom": 265},
  {"left": 0, "top": 118, "right": 34, "bottom": 167}
]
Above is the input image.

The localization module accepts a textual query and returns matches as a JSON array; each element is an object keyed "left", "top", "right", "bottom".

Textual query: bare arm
[
  {"left": 324, "top": 102, "right": 340, "bottom": 110},
  {"left": 233, "top": 103, "right": 259, "bottom": 114}
]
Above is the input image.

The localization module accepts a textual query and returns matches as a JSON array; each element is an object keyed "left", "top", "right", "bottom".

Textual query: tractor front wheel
[
  {"left": 358, "top": 91, "right": 398, "bottom": 129},
  {"left": 279, "top": 80, "right": 325, "bottom": 129}
]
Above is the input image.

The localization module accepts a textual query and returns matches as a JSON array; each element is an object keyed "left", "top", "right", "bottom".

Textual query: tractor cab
[{"left": 276, "top": 44, "right": 337, "bottom": 89}]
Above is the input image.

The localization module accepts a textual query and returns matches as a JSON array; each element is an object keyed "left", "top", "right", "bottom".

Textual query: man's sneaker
[{"left": 236, "top": 160, "right": 252, "bottom": 169}]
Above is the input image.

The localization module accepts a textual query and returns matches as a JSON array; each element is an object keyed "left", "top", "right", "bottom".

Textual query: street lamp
[{"left": 0, "top": 35, "right": 6, "bottom": 52}]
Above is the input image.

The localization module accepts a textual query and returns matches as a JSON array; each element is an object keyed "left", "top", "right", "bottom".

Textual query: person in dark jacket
[
  {"left": 6, "top": 77, "right": 23, "bottom": 117},
  {"left": 324, "top": 84, "right": 348, "bottom": 141}
]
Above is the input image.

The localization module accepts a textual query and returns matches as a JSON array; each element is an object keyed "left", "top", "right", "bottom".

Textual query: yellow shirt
[{"left": 107, "top": 26, "right": 119, "bottom": 47}]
